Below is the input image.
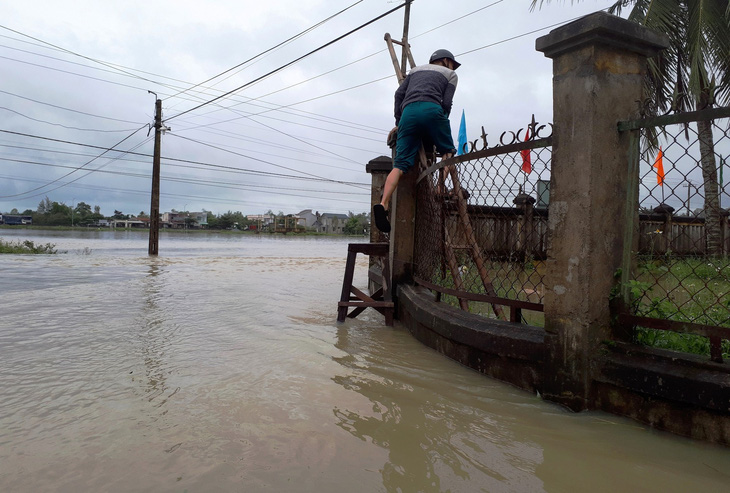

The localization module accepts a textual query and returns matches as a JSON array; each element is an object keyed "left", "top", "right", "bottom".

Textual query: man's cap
[{"left": 429, "top": 49, "right": 461, "bottom": 69}]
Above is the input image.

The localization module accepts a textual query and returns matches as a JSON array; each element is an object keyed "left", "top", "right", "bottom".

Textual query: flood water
[{"left": 1, "top": 229, "right": 729, "bottom": 492}]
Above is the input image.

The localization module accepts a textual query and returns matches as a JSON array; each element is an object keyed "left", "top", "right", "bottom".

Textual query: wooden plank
[
  {"left": 337, "top": 250, "right": 358, "bottom": 322},
  {"left": 350, "top": 286, "right": 374, "bottom": 302},
  {"left": 618, "top": 313, "right": 730, "bottom": 340},
  {"left": 338, "top": 301, "right": 395, "bottom": 308},
  {"left": 447, "top": 164, "right": 506, "bottom": 320},
  {"left": 709, "top": 336, "right": 724, "bottom": 363},
  {"left": 348, "top": 242, "right": 389, "bottom": 256},
  {"left": 415, "top": 277, "right": 544, "bottom": 312}
]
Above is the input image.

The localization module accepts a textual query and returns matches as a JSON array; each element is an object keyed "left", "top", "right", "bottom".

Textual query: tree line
[{"left": 3, "top": 197, "right": 370, "bottom": 233}]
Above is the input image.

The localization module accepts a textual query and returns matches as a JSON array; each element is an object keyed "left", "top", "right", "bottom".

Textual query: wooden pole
[
  {"left": 148, "top": 98, "right": 162, "bottom": 255},
  {"left": 400, "top": 0, "right": 412, "bottom": 76}
]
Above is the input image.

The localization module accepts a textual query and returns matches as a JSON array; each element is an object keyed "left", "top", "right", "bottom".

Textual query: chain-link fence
[
  {"left": 618, "top": 106, "right": 730, "bottom": 362},
  {"left": 413, "top": 120, "right": 552, "bottom": 325}
]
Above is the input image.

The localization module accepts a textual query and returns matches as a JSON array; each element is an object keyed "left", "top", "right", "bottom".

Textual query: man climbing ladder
[{"left": 373, "top": 49, "right": 462, "bottom": 233}]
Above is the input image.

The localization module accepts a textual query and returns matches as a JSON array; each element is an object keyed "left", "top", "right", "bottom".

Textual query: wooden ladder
[
  {"left": 337, "top": 242, "right": 394, "bottom": 326},
  {"left": 384, "top": 33, "right": 505, "bottom": 320}
]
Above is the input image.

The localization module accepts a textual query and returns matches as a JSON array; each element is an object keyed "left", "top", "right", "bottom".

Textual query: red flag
[
  {"left": 653, "top": 147, "right": 664, "bottom": 185},
  {"left": 521, "top": 128, "right": 531, "bottom": 174}
]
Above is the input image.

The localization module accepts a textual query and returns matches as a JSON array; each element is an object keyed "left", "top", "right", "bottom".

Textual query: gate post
[
  {"left": 367, "top": 155, "right": 393, "bottom": 294},
  {"left": 367, "top": 156, "right": 393, "bottom": 243},
  {"left": 389, "top": 161, "right": 418, "bottom": 289},
  {"left": 536, "top": 12, "right": 668, "bottom": 410}
]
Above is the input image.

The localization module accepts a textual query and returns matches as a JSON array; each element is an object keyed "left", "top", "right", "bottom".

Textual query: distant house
[
  {"left": 0, "top": 214, "right": 32, "bottom": 225},
  {"left": 246, "top": 214, "right": 275, "bottom": 229},
  {"left": 297, "top": 210, "right": 318, "bottom": 228},
  {"left": 161, "top": 211, "right": 207, "bottom": 229},
  {"left": 297, "top": 210, "right": 349, "bottom": 233},
  {"left": 110, "top": 218, "right": 147, "bottom": 228},
  {"left": 322, "top": 213, "right": 349, "bottom": 233}
]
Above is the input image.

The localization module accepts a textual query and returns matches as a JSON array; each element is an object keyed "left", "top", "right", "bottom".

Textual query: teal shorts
[{"left": 394, "top": 101, "right": 456, "bottom": 172}]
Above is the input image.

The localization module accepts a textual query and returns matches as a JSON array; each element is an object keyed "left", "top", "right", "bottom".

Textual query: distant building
[
  {"left": 296, "top": 210, "right": 348, "bottom": 233},
  {"left": 0, "top": 214, "right": 32, "bottom": 225},
  {"left": 161, "top": 211, "right": 207, "bottom": 229},
  {"left": 246, "top": 214, "right": 275, "bottom": 229},
  {"left": 110, "top": 218, "right": 147, "bottom": 228},
  {"left": 297, "top": 210, "right": 318, "bottom": 228}
]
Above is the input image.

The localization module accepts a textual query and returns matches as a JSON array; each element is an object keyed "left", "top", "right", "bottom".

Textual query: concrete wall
[{"left": 376, "top": 12, "right": 730, "bottom": 446}]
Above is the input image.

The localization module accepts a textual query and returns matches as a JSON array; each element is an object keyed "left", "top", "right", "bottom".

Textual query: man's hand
[{"left": 387, "top": 126, "right": 398, "bottom": 147}]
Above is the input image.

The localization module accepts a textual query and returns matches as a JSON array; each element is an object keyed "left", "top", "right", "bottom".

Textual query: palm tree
[{"left": 532, "top": 0, "right": 730, "bottom": 254}]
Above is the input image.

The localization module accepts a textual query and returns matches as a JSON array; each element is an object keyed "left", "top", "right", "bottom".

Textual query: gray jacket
[{"left": 394, "top": 63, "right": 458, "bottom": 125}]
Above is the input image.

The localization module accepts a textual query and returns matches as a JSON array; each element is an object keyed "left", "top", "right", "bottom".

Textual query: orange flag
[
  {"left": 653, "top": 147, "right": 664, "bottom": 185},
  {"left": 521, "top": 128, "right": 531, "bottom": 174}
]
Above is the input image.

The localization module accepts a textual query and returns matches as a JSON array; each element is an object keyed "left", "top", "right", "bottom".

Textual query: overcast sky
[{"left": 0, "top": 0, "right": 616, "bottom": 217}]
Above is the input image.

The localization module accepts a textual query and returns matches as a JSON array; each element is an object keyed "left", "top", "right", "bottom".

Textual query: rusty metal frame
[{"left": 617, "top": 105, "right": 730, "bottom": 363}]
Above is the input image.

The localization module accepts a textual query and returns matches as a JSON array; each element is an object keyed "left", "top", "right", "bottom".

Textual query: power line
[
  {"left": 167, "top": 133, "right": 369, "bottom": 189},
  {"left": 2, "top": 174, "right": 370, "bottom": 209},
  {"left": 0, "top": 24, "right": 171, "bottom": 87},
  {"left": 165, "top": 0, "right": 364, "bottom": 101},
  {"left": 456, "top": 10, "right": 610, "bottom": 57},
  {"left": 2, "top": 0, "right": 493, "bottom": 142},
  {"left": 410, "top": 0, "right": 505, "bottom": 40},
  {"left": 0, "top": 126, "right": 147, "bottom": 198},
  {"left": 179, "top": 0, "right": 507, "bottom": 124},
  {"left": 164, "top": 1, "right": 408, "bottom": 122},
  {"left": 0, "top": 160, "right": 369, "bottom": 198},
  {"left": 0, "top": 52, "right": 165, "bottom": 96},
  {"left": 0, "top": 128, "right": 150, "bottom": 198},
  {"left": 0, "top": 2, "right": 575, "bottom": 144},
  {"left": 0, "top": 89, "right": 145, "bottom": 125},
  {"left": 223, "top": 110, "right": 363, "bottom": 166},
  {"left": 0, "top": 129, "right": 370, "bottom": 185},
  {"left": 0, "top": 45, "right": 387, "bottom": 135},
  {"left": 0, "top": 106, "right": 142, "bottom": 133},
  {"left": 1, "top": 35, "right": 384, "bottom": 146}
]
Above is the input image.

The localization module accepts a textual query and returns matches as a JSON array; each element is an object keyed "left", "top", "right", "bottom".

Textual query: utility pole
[
  {"left": 148, "top": 97, "right": 162, "bottom": 255},
  {"left": 400, "top": 0, "right": 412, "bottom": 76},
  {"left": 683, "top": 181, "right": 695, "bottom": 216}
]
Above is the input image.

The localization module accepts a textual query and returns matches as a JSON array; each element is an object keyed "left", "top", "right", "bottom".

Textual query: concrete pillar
[
  {"left": 536, "top": 12, "right": 668, "bottom": 410},
  {"left": 367, "top": 155, "right": 393, "bottom": 294},
  {"left": 366, "top": 155, "right": 393, "bottom": 243},
  {"left": 390, "top": 160, "right": 417, "bottom": 288},
  {"left": 653, "top": 203, "right": 675, "bottom": 254}
]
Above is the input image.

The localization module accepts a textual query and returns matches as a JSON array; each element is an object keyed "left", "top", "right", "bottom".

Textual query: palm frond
[{"left": 531, "top": 0, "right": 730, "bottom": 108}]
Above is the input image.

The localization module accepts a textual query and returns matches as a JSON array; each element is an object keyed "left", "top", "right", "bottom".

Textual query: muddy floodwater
[{"left": 1, "top": 229, "right": 729, "bottom": 492}]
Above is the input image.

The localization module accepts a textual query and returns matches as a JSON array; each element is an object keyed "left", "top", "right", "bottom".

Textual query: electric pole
[
  {"left": 683, "top": 181, "right": 695, "bottom": 216},
  {"left": 400, "top": 0, "right": 412, "bottom": 76},
  {"left": 149, "top": 97, "right": 162, "bottom": 255}
]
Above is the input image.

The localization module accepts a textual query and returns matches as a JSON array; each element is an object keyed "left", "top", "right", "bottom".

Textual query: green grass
[
  {"left": 428, "top": 258, "right": 545, "bottom": 326},
  {"left": 628, "top": 256, "right": 730, "bottom": 358},
  {"left": 0, "top": 239, "right": 58, "bottom": 254},
  {"left": 425, "top": 254, "right": 730, "bottom": 357}
]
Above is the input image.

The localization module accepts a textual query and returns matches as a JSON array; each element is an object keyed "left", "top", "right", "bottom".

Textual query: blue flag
[{"left": 457, "top": 110, "right": 467, "bottom": 156}]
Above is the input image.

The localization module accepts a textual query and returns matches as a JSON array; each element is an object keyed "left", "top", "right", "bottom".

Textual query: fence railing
[
  {"left": 410, "top": 108, "right": 730, "bottom": 363},
  {"left": 413, "top": 120, "right": 552, "bottom": 324},
  {"left": 618, "top": 105, "right": 730, "bottom": 363}
]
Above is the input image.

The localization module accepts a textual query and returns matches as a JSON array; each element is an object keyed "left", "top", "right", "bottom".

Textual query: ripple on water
[{"left": 1, "top": 235, "right": 729, "bottom": 492}]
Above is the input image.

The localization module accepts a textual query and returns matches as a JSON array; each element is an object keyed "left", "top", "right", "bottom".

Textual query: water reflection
[
  {"left": 134, "top": 260, "right": 179, "bottom": 411},
  {"left": 2, "top": 234, "right": 729, "bottom": 492},
  {"left": 332, "top": 325, "right": 545, "bottom": 492}
]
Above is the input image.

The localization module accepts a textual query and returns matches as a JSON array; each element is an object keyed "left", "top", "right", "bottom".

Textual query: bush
[{"left": 0, "top": 239, "right": 58, "bottom": 254}]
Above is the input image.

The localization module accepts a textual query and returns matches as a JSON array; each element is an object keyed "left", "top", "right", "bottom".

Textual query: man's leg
[
  {"left": 373, "top": 168, "right": 402, "bottom": 233},
  {"left": 380, "top": 168, "right": 403, "bottom": 211},
  {"left": 373, "top": 104, "right": 421, "bottom": 233}
]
